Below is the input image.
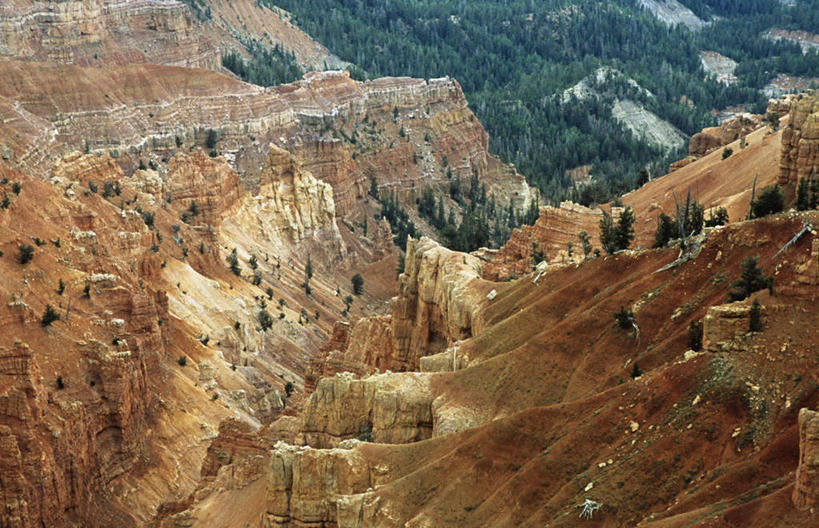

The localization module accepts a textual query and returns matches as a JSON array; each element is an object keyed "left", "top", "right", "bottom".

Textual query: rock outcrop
[
  {"left": 164, "top": 151, "right": 243, "bottom": 224},
  {"left": 390, "top": 237, "right": 484, "bottom": 371},
  {"left": 266, "top": 442, "right": 371, "bottom": 527},
  {"left": 304, "top": 236, "right": 484, "bottom": 390},
  {"left": 221, "top": 144, "right": 344, "bottom": 262},
  {"left": 780, "top": 94, "right": 819, "bottom": 186},
  {"left": 689, "top": 114, "right": 762, "bottom": 157},
  {"left": 0, "top": 0, "right": 219, "bottom": 69},
  {"left": 703, "top": 302, "right": 756, "bottom": 352},
  {"left": 299, "top": 372, "right": 434, "bottom": 448},
  {"left": 794, "top": 408, "right": 819, "bottom": 511}
]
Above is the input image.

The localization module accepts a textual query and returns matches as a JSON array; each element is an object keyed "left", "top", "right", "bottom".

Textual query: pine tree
[
  {"left": 728, "top": 256, "right": 769, "bottom": 302},
  {"left": 41, "top": 305, "right": 60, "bottom": 327},
  {"left": 653, "top": 213, "right": 677, "bottom": 248},
  {"left": 614, "top": 207, "right": 635, "bottom": 251},
  {"left": 600, "top": 211, "right": 616, "bottom": 254}
]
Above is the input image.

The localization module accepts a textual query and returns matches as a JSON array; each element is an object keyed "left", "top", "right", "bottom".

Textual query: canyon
[{"left": 0, "top": 1, "right": 817, "bottom": 527}]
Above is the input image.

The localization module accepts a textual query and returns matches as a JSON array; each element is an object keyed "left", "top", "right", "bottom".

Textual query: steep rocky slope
[
  {"left": 0, "top": 14, "right": 540, "bottom": 522},
  {"left": 171, "top": 206, "right": 819, "bottom": 527},
  {"left": 0, "top": 137, "right": 371, "bottom": 525}
]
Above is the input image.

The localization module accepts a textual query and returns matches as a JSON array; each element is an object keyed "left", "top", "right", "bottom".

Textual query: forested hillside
[{"left": 248, "top": 0, "right": 818, "bottom": 205}]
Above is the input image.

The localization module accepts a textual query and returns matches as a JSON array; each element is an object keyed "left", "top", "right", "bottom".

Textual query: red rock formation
[
  {"left": 689, "top": 113, "right": 762, "bottom": 157},
  {"left": 164, "top": 151, "right": 242, "bottom": 223},
  {"left": 482, "top": 201, "right": 602, "bottom": 281},
  {"left": 794, "top": 408, "right": 819, "bottom": 511},
  {"left": 780, "top": 94, "right": 819, "bottom": 186}
]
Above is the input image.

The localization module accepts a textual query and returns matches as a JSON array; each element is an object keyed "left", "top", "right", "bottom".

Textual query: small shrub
[
  {"left": 56, "top": 376, "right": 65, "bottom": 390},
  {"left": 17, "top": 244, "right": 34, "bottom": 264},
  {"left": 614, "top": 306, "right": 634, "bottom": 329},
  {"left": 83, "top": 283, "right": 91, "bottom": 298},
  {"left": 630, "top": 363, "right": 642, "bottom": 379},
  {"left": 284, "top": 381, "right": 294, "bottom": 398},
  {"left": 351, "top": 273, "right": 364, "bottom": 295},
  {"left": 358, "top": 424, "right": 374, "bottom": 442},
  {"left": 177, "top": 356, "right": 187, "bottom": 366},
  {"left": 12, "top": 182, "right": 21, "bottom": 194},
  {"left": 57, "top": 278, "right": 65, "bottom": 296},
  {"left": 205, "top": 129, "right": 218, "bottom": 149},
  {"left": 722, "top": 148, "right": 733, "bottom": 159},
  {"left": 141, "top": 211, "right": 155, "bottom": 229},
  {"left": 257, "top": 308, "right": 273, "bottom": 331},
  {"left": 226, "top": 248, "right": 241, "bottom": 276},
  {"left": 88, "top": 181, "right": 98, "bottom": 193},
  {"left": 705, "top": 207, "right": 729, "bottom": 227},
  {"left": 41, "top": 305, "right": 60, "bottom": 327},
  {"left": 653, "top": 213, "right": 677, "bottom": 248},
  {"left": 102, "top": 181, "right": 120, "bottom": 198}
]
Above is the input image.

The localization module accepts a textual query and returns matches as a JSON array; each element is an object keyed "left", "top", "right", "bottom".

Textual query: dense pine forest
[{"left": 227, "top": 0, "right": 818, "bottom": 208}]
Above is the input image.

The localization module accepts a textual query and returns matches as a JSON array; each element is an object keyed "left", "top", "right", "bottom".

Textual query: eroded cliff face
[
  {"left": 0, "top": 62, "right": 531, "bottom": 227},
  {"left": 688, "top": 114, "right": 762, "bottom": 158},
  {"left": 390, "top": 237, "right": 485, "bottom": 369},
  {"left": 0, "top": 0, "right": 218, "bottom": 68},
  {"left": 305, "top": 236, "right": 486, "bottom": 394},
  {"left": 266, "top": 442, "right": 371, "bottom": 528},
  {"left": 0, "top": 0, "right": 339, "bottom": 71},
  {"left": 0, "top": 138, "right": 362, "bottom": 526},
  {"left": 780, "top": 93, "right": 819, "bottom": 187},
  {"left": 0, "top": 162, "right": 182, "bottom": 527},
  {"left": 221, "top": 144, "right": 344, "bottom": 264}
]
